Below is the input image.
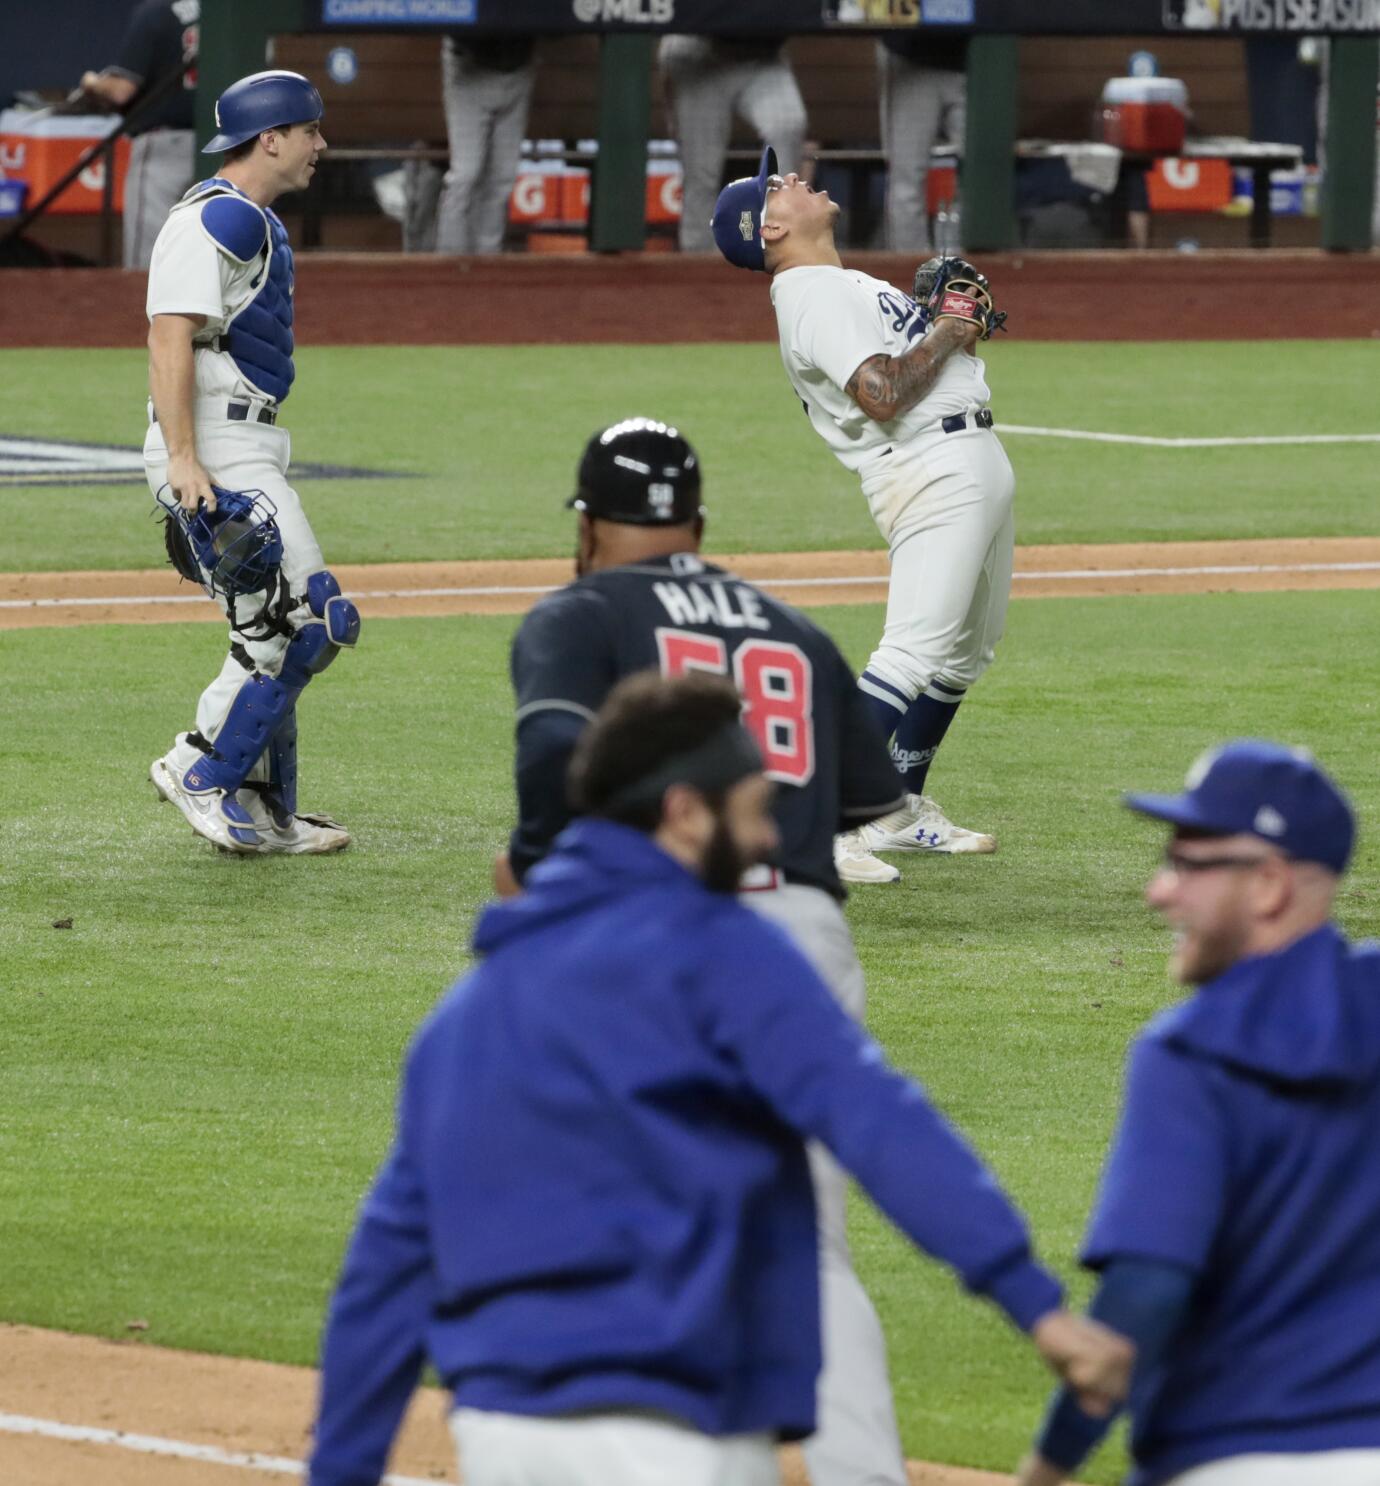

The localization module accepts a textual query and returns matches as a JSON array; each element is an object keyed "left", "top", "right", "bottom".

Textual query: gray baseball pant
[
  {"left": 660, "top": 36, "right": 807, "bottom": 253},
  {"left": 742, "top": 883, "right": 908, "bottom": 1486},
  {"left": 436, "top": 41, "right": 535, "bottom": 255},
  {"left": 877, "top": 47, "right": 965, "bottom": 253},
  {"left": 123, "top": 128, "right": 195, "bottom": 269}
]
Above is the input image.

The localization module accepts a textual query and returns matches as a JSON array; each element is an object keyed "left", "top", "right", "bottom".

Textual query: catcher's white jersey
[
  {"left": 146, "top": 201, "right": 271, "bottom": 402},
  {"left": 769, "top": 264, "right": 990, "bottom": 472}
]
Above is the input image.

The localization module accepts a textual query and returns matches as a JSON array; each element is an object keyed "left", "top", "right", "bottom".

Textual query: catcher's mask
[{"left": 157, "top": 485, "right": 284, "bottom": 601}]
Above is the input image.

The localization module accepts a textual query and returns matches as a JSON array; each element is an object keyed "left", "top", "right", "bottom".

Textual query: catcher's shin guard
[
  {"left": 265, "top": 707, "right": 298, "bottom": 820},
  {"left": 184, "top": 626, "right": 334, "bottom": 796}
]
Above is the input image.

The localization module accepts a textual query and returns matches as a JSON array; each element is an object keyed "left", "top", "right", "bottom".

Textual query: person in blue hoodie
[
  {"left": 311, "top": 671, "right": 1133, "bottom": 1486},
  {"left": 1018, "top": 739, "right": 1380, "bottom": 1486}
]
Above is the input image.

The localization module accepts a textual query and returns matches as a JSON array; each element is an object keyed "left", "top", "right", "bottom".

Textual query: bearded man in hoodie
[
  {"left": 309, "top": 671, "right": 1132, "bottom": 1486},
  {"left": 1018, "top": 740, "right": 1380, "bottom": 1486}
]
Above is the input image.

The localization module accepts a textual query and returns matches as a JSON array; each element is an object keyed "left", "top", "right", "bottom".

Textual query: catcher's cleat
[
  {"left": 151, "top": 754, "right": 261, "bottom": 853},
  {"left": 834, "top": 829, "right": 901, "bottom": 884},
  {"left": 861, "top": 795, "right": 996, "bottom": 856},
  {"left": 238, "top": 790, "right": 351, "bottom": 855}
]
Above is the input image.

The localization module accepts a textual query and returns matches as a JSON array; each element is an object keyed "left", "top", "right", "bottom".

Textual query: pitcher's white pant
[
  {"left": 144, "top": 409, "right": 325, "bottom": 762},
  {"left": 742, "top": 883, "right": 907, "bottom": 1486},
  {"left": 876, "top": 49, "right": 965, "bottom": 254},
  {"left": 858, "top": 424, "right": 1015, "bottom": 706},
  {"left": 1167, "top": 1450, "right": 1380, "bottom": 1485},
  {"left": 436, "top": 41, "right": 534, "bottom": 255},
  {"left": 660, "top": 35, "right": 807, "bottom": 253},
  {"left": 451, "top": 1407, "right": 777, "bottom": 1486}
]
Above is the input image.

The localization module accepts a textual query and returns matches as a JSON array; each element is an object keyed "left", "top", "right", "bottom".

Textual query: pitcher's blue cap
[
  {"left": 1126, "top": 739, "right": 1354, "bottom": 873},
  {"left": 712, "top": 146, "right": 777, "bottom": 272}
]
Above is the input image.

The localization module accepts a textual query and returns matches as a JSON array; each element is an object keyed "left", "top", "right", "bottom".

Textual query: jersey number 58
[{"left": 656, "top": 628, "right": 815, "bottom": 786}]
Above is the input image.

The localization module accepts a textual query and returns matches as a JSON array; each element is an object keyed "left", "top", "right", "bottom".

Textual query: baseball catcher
[{"left": 914, "top": 255, "right": 1008, "bottom": 340}]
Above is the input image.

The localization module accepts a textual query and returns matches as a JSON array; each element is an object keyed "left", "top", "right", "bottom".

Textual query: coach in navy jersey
[{"left": 503, "top": 417, "right": 923, "bottom": 1486}]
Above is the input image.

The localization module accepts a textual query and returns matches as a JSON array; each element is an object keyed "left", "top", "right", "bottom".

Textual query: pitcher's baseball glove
[{"left": 914, "top": 256, "right": 1008, "bottom": 340}]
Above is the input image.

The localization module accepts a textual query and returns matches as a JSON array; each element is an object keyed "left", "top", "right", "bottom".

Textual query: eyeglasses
[
  {"left": 764, "top": 175, "right": 785, "bottom": 193},
  {"left": 1160, "top": 848, "right": 1276, "bottom": 876}
]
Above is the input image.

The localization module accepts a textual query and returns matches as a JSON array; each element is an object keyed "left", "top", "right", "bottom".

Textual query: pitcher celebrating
[{"left": 713, "top": 148, "right": 1015, "bottom": 885}]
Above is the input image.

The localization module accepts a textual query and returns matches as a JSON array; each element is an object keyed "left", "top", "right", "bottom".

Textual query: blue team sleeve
[
  {"left": 699, "top": 920, "right": 1062, "bottom": 1330},
  {"left": 1082, "top": 1038, "right": 1229, "bottom": 1273},
  {"left": 310, "top": 1088, "right": 435, "bottom": 1486},
  {"left": 1036, "top": 1257, "right": 1196, "bottom": 1472}
]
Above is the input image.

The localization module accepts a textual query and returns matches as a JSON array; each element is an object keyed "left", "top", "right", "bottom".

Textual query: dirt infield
[
  {"left": 0, "top": 1324, "right": 1010, "bottom": 1486},
  {"left": 5, "top": 249, "right": 1380, "bottom": 349},
  {"left": 3, "top": 537, "right": 1379, "bottom": 631}
]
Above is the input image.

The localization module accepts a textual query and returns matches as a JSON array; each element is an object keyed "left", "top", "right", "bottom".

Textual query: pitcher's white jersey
[{"left": 770, "top": 264, "right": 991, "bottom": 472}]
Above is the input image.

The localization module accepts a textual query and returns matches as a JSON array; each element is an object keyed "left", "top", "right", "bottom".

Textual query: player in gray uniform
[
  {"left": 500, "top": 418, "right": 925, "bottom": 1486},
  {"left": 659, "top": 34, "right": 807, "bottom": 253},
  {"left": 144, "top": 71, "right": 358, "bottom": 856},
  {"left": 714, "top": 149, "right": 1015, "bottom": 885},
  {"left": 435, "top": 35, "right": 535, "bottom": 255},
  {"left": 876, "top": 31, "right": 967, "bottom": 253},
  {"left": 78, "top": 0, "right": 200, "bottom": 269}
]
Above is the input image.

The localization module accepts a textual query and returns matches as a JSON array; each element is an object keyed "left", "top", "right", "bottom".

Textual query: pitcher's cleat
[{"left": 861, "top": 794, "right": 996, "bottom": 855}]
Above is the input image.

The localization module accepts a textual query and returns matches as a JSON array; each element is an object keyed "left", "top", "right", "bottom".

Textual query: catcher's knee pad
[{"left": 304, "top": 570, "right": 361, "bottom": 657}]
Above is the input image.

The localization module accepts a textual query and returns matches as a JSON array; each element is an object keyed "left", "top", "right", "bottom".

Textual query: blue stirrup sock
[{"left": 859, "top": 670, "right": 967, "bottom": 794}]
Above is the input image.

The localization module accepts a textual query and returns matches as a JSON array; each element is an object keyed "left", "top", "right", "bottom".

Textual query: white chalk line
[
  {"left": 4, "top": 560, "right": 1380, "bottom": 613},
  {"left": 0, "top": 1411, "right": 448, "bottom": 1484},
  {"left": 1001, "top": 425, "right": 1380, "bottom": 448}
]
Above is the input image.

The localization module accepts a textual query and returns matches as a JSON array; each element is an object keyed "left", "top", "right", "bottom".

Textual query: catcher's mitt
[
  {"left": 161, "top": 505, "right": 203, "bottom": 584},
  {"left": 913, "top": 256, "right": 1008, "bottom": 341}
]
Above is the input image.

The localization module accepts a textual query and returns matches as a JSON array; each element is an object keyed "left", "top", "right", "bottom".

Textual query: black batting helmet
[{"left": 568, "top": 418, "right": 704, "bottom": 525}]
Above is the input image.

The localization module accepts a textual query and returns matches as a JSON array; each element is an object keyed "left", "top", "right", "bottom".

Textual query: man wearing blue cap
[
  {"left": 712, "top": 148, "right": 1015, "bottom": 886},
  {"left": 1017, "top": 740, "right": 1380, "bottom": 1486},
  {"left": 144, "top": 71, "right": 358, "bottom": 856}
]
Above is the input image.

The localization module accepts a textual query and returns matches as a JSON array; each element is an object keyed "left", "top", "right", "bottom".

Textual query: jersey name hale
[
  {"left": 512, "top": 554, "right": 900, "bottom": 896},
  {"left": 770, "top": 264, "right": 992, "bottom": 471}
]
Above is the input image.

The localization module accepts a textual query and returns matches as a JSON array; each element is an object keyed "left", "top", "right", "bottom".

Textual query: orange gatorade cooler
[
  {"left": 1099, "top": 78, "right": 1188, "bottom": 155},
  {"left": 509, "top": 143, "right": 564, "bottom": 226},
  {"left": 646, "top": 139, "right": 682, "bottom": 225},
  {"left": 0, "top": 109, "right": 130, "bottom": 213}
]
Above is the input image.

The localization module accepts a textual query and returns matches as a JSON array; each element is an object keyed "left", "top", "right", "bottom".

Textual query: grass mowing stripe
[
  {"left": 3, "top": 341, "right": 1379, "bottom": 571},
  {"left": 3, "top": 589, "right": 1378, "bottom": 1484}
]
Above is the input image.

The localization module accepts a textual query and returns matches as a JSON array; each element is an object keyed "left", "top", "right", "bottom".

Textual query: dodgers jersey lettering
[
  {"left": 510, "top": 554, "right": 903, "bottom": 896},
  {"left": 770, "top": 264, "right": 992, "bottom": 471}
]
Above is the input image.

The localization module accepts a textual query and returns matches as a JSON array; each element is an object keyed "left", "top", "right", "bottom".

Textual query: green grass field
[
  {"left": 2, "top": 340, "right": 1378, "bottom": 570},
  {"left": 2, "top": 339, "right": 1379, "bottom": 1481}
]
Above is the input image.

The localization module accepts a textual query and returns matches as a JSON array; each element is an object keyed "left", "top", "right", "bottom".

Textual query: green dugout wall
[{"left": 197, "top": 2, "right": 1377, "bottom": 254}]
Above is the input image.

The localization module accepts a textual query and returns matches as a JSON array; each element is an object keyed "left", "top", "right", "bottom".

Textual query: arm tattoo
[{"left": 845, "top": 319, "right": 974, "bottom": 423}]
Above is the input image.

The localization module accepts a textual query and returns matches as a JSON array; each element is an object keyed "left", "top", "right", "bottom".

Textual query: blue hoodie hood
[
  {"left": 1149, "top": 923, "right": 1380, "bottom": 1087},
  {"left": 475, "top": 818, "right": 711, "bottom": 956}
]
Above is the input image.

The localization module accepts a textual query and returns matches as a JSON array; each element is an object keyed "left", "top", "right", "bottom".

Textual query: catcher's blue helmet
[
  {"left": 203, "top": 70, "right": 323, "bottom": 154},
  {"left": 160, "top": 486, "right": 284, "bottom": 600}
]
